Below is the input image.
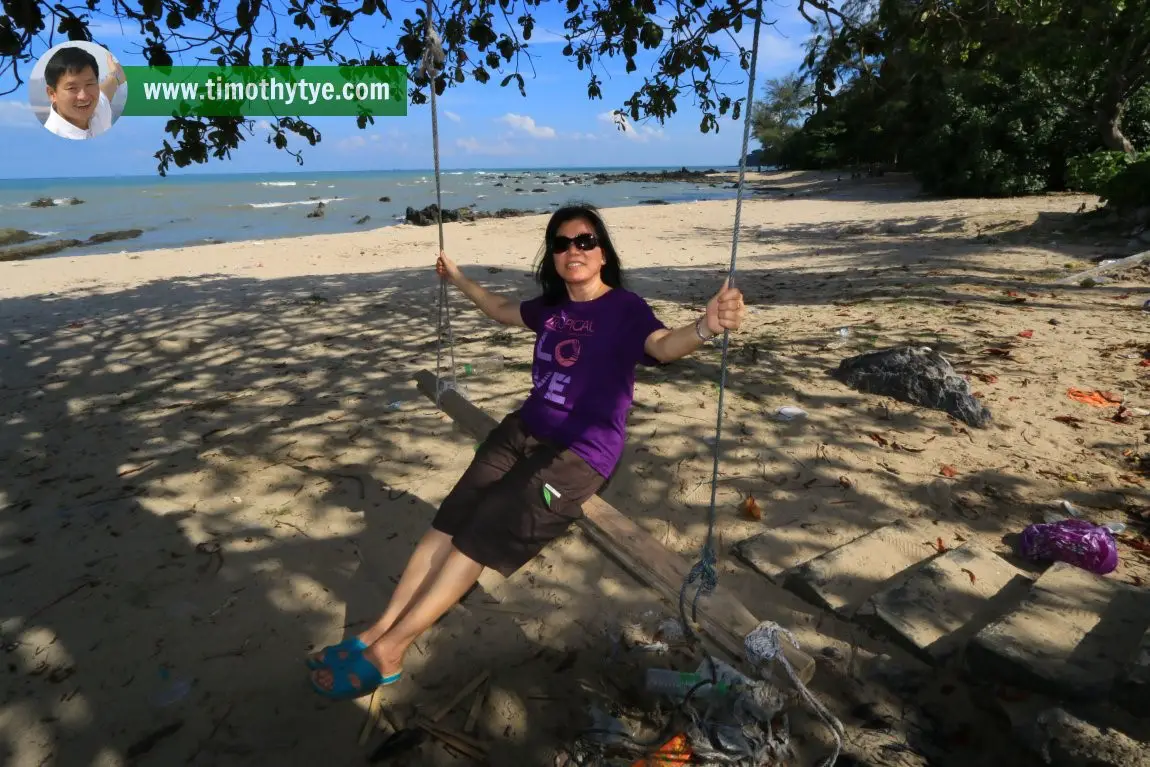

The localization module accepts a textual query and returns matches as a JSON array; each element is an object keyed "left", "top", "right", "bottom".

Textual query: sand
[{"left": 1, "top": 171, "right": 1147, "bottom": 766}]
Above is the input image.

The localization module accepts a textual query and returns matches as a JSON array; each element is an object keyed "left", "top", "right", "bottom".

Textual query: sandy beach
[{"left": 2, "top": 171, "right": 1148, "bottom": 766}]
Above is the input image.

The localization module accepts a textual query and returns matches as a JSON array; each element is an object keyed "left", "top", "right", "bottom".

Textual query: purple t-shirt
[{"left": 519, "top": 289, "right": 666, "bottom": 477}]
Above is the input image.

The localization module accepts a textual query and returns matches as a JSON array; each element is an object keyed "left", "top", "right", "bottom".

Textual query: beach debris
[
  {"left": 939, "top": 465, "right": 958, "bottom": 478},
  {"left": 151, "top": 667, "right": 193, "bottom": 707},
  {"left": 1053, "top": 415, "right": 1085, "bottom": 428},
  {"left": 742, "top": 494, "right": 763, "bottom": 520},
  {"left": 1020, "top": 519, "right": 1119, "bottom": 575},
  {"left": 832, "top": 346, "right": 992, "bottom": 428},
  {"left": 1067, "top": 388, "right": 1123, "bottom": 407},
  {"left": 1018, "top": 329, "right": 1034, "bottom": 338},
  {"left": 773, "top": 406, "right": 807, "bottom": 421}
]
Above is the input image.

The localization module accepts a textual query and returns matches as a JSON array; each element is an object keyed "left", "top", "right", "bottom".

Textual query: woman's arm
[
  {"left": 644, "top": 280, "right": 745, "bottom": 363},
  {"left": 436, "top": 251, "right": 525, "bottom": 327}
]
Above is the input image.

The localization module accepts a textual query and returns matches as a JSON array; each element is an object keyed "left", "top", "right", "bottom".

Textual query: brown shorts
[{"left": 432, "top": 411, "right": 606, "bottom": 577}]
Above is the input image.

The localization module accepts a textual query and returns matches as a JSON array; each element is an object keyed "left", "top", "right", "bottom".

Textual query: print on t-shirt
[{"left": 533, "top": 309, "right": 593, "bottom": 406}]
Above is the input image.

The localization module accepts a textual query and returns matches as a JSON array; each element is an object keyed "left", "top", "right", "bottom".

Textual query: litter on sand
[{"left": 1066, "top": 388, "right": 1123, "bottom": 407}]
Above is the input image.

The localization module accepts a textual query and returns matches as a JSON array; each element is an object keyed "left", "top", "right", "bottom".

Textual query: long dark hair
[{"left": 534, "top": 203, "right": 625, "bottom": 304}]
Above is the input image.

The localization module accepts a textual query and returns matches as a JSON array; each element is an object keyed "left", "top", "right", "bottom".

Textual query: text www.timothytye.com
[{"left": 140, "top": 78, "right": 390, "bottom": 106}]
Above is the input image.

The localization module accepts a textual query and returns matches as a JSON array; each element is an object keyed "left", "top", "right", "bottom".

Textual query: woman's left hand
[{"left": 704, "top": 279, "right": 745, "bottom": 336}]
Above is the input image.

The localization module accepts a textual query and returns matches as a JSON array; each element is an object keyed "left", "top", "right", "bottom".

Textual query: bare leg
[
  {"left": 309, "top": 528, "right": 455, "bottom": 664},
  {"left": 312, "top": 546, "right": 484, "bottom": 690}
]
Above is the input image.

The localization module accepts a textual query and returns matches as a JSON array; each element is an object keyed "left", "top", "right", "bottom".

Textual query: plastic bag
[{"left": 1019, "top": 518, "right": 1119, "bottom": 575}]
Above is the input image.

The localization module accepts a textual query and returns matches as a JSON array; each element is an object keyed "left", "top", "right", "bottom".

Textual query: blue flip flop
[
  {"left": 305, "top": 636, "right": 367, "bottom": 670},
  {"left": 310, "top": 653, "right": 402, "bottom": 701}
]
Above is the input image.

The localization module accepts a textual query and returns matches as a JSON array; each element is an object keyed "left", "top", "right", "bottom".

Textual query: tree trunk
[{"left": 1100, "top": 112, "right": 1136, "bottom": 156}]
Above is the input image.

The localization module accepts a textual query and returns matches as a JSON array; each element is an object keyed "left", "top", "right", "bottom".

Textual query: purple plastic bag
[{"left": 1019, "top": 518, "right": 1119, "bottom": 575}]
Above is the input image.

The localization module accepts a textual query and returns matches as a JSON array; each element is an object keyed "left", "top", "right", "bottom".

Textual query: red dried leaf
[
  {"left": 940, "top": 465, "right": 959, "bottom": 478},
  {"left": 869, "top": 433, "right": 889, "bottom": 447},
  {"left": 1018, "top": 329, "right": 1034, "bottom": 338},
  {"left": 1118, "top": 535, "right": 1150, "bottom": 554},
  {"left": 960, "top": 567, "right": 977, "bottom": 584}
]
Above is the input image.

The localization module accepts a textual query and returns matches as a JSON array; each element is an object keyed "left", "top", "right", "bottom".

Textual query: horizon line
[{"left": 0, "top": 162, "right": 746, "bottom": 184}]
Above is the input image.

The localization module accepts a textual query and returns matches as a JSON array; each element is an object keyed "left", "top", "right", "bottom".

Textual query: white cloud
[
  {"left": 497, "top": 113, "right": 556, "bottom": 139},
  {"left": 337, "top": 135, "right": 368, "bottom": 151},
  {"left": 444, "top": 110, "right": 462, "bottom": 122},
  {"left": 567, "top": 132, "right": 599, "bottom": 141},
  {"left": 0, "top": 100, "right": 37, "bottom": 129},
  {"left": 596, "top": 111, "right": 665, "bottom": 142},
  {"left": 456, "top": 137, "right": 523, "bottom": 156}
]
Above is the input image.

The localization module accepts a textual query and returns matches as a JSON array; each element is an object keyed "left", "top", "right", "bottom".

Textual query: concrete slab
[
  {"left": 870, "top": 542, "right": 1032, "bottom": 661},
  {"left": 784, "top": 519, "right": 945, "bottom": 616},
  {"left": 730, "top": 519, "right": 876, "bottom": 583},
  {"left": 968, "top": 562, "right": 1150, "bottom": 700}
]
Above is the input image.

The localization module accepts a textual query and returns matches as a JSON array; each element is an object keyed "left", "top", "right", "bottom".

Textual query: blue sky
[{"left": 0, "top": 1, "right": 813, "bottom": 179}]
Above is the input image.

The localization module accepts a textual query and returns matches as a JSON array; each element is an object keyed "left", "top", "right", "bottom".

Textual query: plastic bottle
[
  {"left": 645, "top": 668, "right": 731, "bottom": 700},
  {"left": 459, "top": 358, "right": 505, "bottom": 376}
]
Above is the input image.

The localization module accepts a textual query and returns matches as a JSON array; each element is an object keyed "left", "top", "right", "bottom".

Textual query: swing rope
[
  {"left": 419, "top": 0, "right": 457, "bottom": 403},
  {"left": 676, "top": 0, "right": 763, "bottom": 642}
]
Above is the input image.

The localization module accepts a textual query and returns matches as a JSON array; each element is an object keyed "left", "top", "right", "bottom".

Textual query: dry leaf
[
  {"left": 937, "top": 537, "right": 949, "bottom": 553},
  {"left": 892, "top": 442, "right": 924, "bottom": 453},
  {"left": 1018, "top": 330, "right": 1034, "bottom": 339},
  {"left": 940, "top": 465, "right": 959, "bottom": 478},
  {"left": 1053, "top": 415, "right": 1083, "bottom": 428},
  {"left": 838, "top": 476, "right": 853, "bottom": 490},
  {"left": 741, "top": 494, "right": 762, "bottom": 520},
  {"left": 960, "top": 567, "right": 977, "bottom": 584},
  {"left": 975, "top": 373, "right": 999, "bottom": 384},
  {"left": 868, "top": 433, "right": 889, "bottom": 447}
]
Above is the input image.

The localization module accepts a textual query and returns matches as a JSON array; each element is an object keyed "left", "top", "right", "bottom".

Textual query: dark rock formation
[
  {"left": 86, "top": 229, "right": 143, "bottom": 245},
  {"left": 0, "top": 228, "right": 39, "bottom": 247},
  {"left": 378, "top": 196, "right": 391, "bottom": 202},
  {"left": 0, "top": 239, "right": 82, "bottom": 261},
  {"left": 832, "top": 346, "right": 992, "bottom": 428},
  {"left": 307, "top": 202, "right": 326, "bottom": 219},
  {"left": 531, "top": 187, "right": 546, "bottom": 193},
  {"left": 29, "top": 196, "right": 84, "bottom": 208},
  {"left": 354, "top": 215, "right": 371, "bottom": 225},
  {"left": 639, "top": 199, "right": 669, "bottom": 205},
  {"left": 404, "top": 204, "right": 533, "bottom": 227}
]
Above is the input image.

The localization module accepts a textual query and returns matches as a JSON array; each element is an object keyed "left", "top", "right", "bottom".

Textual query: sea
[{"left": 0, "top": 166, "right": 742, "bottom": 256}]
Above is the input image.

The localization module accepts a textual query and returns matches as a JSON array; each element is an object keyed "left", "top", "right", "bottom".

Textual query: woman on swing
[{"left": 309, "top": 203, "right": 746, "bottom": 699}]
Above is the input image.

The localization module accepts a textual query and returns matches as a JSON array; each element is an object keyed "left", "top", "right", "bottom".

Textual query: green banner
[{"left": 121, "top": 66, "right": 408, "bottom": 118}]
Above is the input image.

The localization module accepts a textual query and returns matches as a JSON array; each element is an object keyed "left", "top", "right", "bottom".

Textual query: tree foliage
[
  {"left": 750, "top": 73, "right": 811, "bottom": 166},
  {"left": 781, "top": 0, "right": 1150, "bottom": 196},
  {"left": 1, "top": 0, "right": 844, "bottom": 174}
]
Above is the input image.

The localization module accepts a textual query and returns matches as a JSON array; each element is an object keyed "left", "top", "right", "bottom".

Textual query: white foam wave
[
  {"left": 260, "top": 181, "right": 296, "bottom": 187},
  {"left": 248, "top": 197, "right": 339, "bottom": 209},
  {"left": 30, "top": 230, "right": 59, "bottom": 236}
]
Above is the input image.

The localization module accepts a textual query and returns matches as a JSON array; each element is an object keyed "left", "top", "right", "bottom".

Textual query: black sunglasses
[{"left": 551, "top": 233, "right": 599, "bottom": 254}]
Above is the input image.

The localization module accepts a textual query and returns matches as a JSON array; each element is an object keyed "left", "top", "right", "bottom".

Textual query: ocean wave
[
  {"left": 248, "top": 197, "right": 340, "bottom": 209},
  {"left": 448, "top": 171, "right": 463, "bottom": 175},
  {"left": 30, "top": 230, "right": 59, "bottom": 236},
  {"left": 476, "top": 195, "right": 486, "bottom": 199},
  {"left": 260, "top": 181, "right": 296, "bottom": 187}
]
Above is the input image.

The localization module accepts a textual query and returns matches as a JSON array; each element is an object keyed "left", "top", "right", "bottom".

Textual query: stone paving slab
[
  {"left": 968, "top": 562, "right": 1150, "bottom": 700},
  {"left": 784, "top": 519, "right": 945, "bottom": 616},
  {"left": 870, "top": 542, "right": 1032, "bottom": 661}
]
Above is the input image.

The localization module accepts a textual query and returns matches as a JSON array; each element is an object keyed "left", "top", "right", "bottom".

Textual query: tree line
[{"left": 750, "top": 0, "right": 1150, "bottom": 208}]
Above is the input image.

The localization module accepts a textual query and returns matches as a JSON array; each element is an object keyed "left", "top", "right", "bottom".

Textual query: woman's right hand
[{"left": 435, "top": 250, "right": 461, "bottom": 285}]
